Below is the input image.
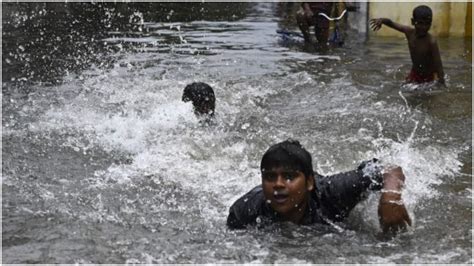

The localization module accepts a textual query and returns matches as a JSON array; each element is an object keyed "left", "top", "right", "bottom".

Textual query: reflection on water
[{"left": 2, "top": 2, "right": 472, "bottom": 264}]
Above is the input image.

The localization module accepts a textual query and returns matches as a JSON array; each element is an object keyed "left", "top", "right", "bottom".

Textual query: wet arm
[
  {"left": 378, "top": 166, "right": 412, "bottom": 234},
  {"left": 315, "top": 159, "right": 383, "bottom": 221},
  {"left": 370, "top": 18, "right": 411, "bottom": 34},
  {"left": 431, "top": 39, "right": 445, "bottom": 85},
  {"left": 316, "top": 172, "right": 371, "bottom": 221}
]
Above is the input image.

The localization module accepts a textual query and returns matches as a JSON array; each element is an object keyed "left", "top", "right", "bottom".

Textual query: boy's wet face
[
  {"left": 262, "top": 167, "right": 314, "bottom": 222},
  {"left": 412, "top": 18, "right": 431, "bottom": 37}
]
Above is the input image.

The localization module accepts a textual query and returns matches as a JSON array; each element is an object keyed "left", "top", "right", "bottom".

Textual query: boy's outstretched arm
[
  {"left": 377, "top": 166, "right": 412, "bottom": 234},
  {"left": 370, "top": 18, "right": 411, "bottom": 34},
  {"left": 431, "top": 38, "right": 445, "bottom": 85}
]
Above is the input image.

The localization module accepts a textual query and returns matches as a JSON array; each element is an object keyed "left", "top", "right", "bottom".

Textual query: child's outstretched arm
[
  {"left": 431, "top": 38, "right": 445, "bottom": 85},
  {"left": 370, "top": 18, "right": 411, "bottom": 34}
]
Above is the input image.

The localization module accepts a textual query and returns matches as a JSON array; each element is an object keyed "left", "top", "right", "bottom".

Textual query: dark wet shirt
[{"left": 227, "top": 159, "right": 383, "bottom": 229}]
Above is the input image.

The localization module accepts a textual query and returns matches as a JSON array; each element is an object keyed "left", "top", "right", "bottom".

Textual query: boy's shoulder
[
  {"left": 227, "top": 185, "right": 267, "bottom": 229},
  {"left": 230, "top": 185, "right": 265, "bottom": 210},
  {"left": 404, "top": 27, "right": 416, "bottom": 37}
]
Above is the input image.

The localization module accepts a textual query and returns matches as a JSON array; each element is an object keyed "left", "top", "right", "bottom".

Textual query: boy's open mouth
[{"left": 273, "top": 192, "right": 289, "bottom": 203}]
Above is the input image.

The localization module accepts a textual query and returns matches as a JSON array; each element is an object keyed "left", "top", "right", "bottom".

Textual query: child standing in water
[{"left": 370, "top": 5, "right": 445, "bottom": 85}]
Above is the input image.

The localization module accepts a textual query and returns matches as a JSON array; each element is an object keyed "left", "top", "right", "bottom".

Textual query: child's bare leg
[
  {"left": 315, "top": 26, "right": 329, "bottom": 45},
  {"left": 296, "top": 10, "right": 312, "bottom": 43}
]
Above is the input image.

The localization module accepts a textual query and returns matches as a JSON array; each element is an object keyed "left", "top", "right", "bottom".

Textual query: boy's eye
[
  {"left": 262, "top": 173, "right": 277, "bottom": 181},
  {"left": 284, "top": 171, "right": 298, "bottom": 181},
  {"left": 415, "top": 20, "right": 431, "bottom": 25},
  {"left": 262, "top": 171, "right": 300, "bottom": 182}
]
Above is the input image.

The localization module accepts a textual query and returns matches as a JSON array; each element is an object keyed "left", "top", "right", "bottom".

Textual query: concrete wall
[
  {"left": 368, "top": 2, "right": 471, "bottom": 37},
  {"left": 346, "top": 1, "right": 368, "bottom": 33},
  {"left": 466, "top": 1, "right": 472, "bottom": 37}
]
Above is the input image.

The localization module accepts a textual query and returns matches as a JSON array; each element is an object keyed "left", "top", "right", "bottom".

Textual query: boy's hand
[
  {"left": 378, "top": 193, "right": 412, "bottom": 234},
  {"left": 370, "top": 18, "right": 383, "bottom": 31},
  {"left": 378, "top": 166, "right": 412, "bottom": 234}
]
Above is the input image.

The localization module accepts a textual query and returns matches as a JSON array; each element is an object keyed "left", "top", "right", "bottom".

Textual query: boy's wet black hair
[
  {"left": 413, "top": 5, "right": 432, "bottom": 21},
  {"left": 182, "top": 82, "right": 216, "bottom": 116},
  {"left": 260, "top": 139, "right": 314, "bottom": 178}
]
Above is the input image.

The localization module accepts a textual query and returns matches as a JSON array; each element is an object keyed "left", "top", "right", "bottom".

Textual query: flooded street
[{"left": 2, "top": 2, "right": 472, "bottom": 263}]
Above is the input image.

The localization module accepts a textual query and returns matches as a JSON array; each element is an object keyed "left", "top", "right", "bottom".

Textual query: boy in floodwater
[
  {"left": 227, "top": 139, "right": 412, "bottom": 234},
  {"left": 370, "top": 5, "right": 445, "bottom": 85},
  {"left": 182, "top": 82, "right": 216, "bottom": 119}
]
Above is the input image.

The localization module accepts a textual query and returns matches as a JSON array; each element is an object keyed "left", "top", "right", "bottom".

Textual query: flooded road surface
[{"left": 2, "top": 2, "right": 472, "bottom": 263}]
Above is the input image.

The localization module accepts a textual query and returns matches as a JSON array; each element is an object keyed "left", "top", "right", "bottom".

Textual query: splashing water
[{"left": 2, "top": 2, "right": 471, "bottom": 264}]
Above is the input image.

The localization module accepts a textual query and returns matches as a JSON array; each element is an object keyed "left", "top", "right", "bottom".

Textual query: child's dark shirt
[{"left": 227, "top": 159, "right": 383, "bottom": 229}]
